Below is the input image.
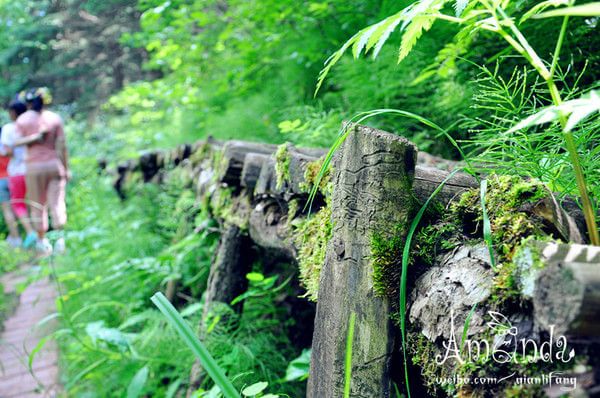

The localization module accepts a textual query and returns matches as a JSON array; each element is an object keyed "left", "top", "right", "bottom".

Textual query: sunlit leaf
[
  {"left": 534, "top": 2, "right": 600, "bottom": 18},
  {"left": 284, "top": 349, "right": 311, "bottom": 381},
  {"left": 241, "top": 381, "right": 268, "bottom": 396},
  {"left": 126, "top": 366, "right": 149, "bottom": 398}
]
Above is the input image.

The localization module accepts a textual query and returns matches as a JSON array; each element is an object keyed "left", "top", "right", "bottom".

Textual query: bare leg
[
  {"left": 1, "top": 202, "right": 19, "bottom": 238},
  {"left": 17, "top": 214, "right": 34, "bottom": 235}
]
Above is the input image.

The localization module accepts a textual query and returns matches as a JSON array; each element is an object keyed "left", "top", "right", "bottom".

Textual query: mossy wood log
[
  {"left": 241, "top": 153, "right": 271, "bottom": 190},
  {"left": 248, "top": 198, "right": 294, "bottom": 256},
  {"left": 218, "top": 141, "right": 277, "bottom": 186},
  {"left": 410, "top": 243, "right": 494, "bottom": 342},
  {"left": 408, "top": 240, "right": 600, "bottom": 397},
  {"left": 410, "top": 240, "right": 600, "bottom": 342},
  {"left": 414, "top": 166, "right": 585, "bottom": 243},
  {"left": 307, "top": 125, "right": 417, "bottom": 398},
  {"left": 202, "top": 224, "right": 254, "bottom": 319},
  {"left": 254, "top": 144, "right": 324, "bottom": 198}
]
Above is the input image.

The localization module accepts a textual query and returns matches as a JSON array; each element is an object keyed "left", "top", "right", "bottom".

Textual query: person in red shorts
[
  {"left": 0, "top": 100, "right": 35, "bottom": 248},
  {"left": 0, "top": 142, "right": 19, "bottom": 247}
]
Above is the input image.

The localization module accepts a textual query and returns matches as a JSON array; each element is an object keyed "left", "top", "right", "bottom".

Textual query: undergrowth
[{"left": 42, "top": 160, "right": 306, "bottom": 397}]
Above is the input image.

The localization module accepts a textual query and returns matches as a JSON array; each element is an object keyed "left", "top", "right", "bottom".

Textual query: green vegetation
[
  {"left": 371, "top": 227, "right": 405, "bottom": 302},
  {"left": 291, "top": 204, "right": 332, "bottom": 302},
  {"left": 316, "top": 0, "right": 600, "bottom": 243},
  {"left": 0, "top": 0, "right": 599, "bottom": 396},
  {"left": 274, "top": 144, "right": 292, "bottom": 190},
  {"left": 31, "top": 162, "right": 307, "bottom": 397}
]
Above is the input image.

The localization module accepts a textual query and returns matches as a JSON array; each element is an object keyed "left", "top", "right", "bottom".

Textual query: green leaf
[
  {"left": 180, "top": 302, "right": 203, "bottom": 317},
  {"left": 480, "top": 180, "right": 496, "bottom": 268},
  {"left": 507, "top": 90, "right": 600, "bottom": 133},
  {"left": 534, "top": 2, "right": 600, "bottom": 18},
  {"left": 285, "top": 349, "right": 311, "bottom": 381},
  {"left": 352, "top": 23, "right": 381, "bottom": 58},
  {"left": 315, "top": 7, "right": 407, "bottom": 94},
  {"left": 461, "top": 304, "right": 477, "bottom": 353},
  {"left": 398, "top": 0, "right": 448, "bottom": 63},
  {"left": 400, "top": 168, "right": 465, "bottom": 398},
  {"left": 565, "top": 90, "right": 600, "bottom": 132},
  {"left": 365, "top": 12, "right": 405, "bottom": 57},
  {"left": 314, "top": 31, "right": 360, "bottom": 96},
  {"left": 126, "top": 366, "right": 149, "bottom": 398},
  {"left": 85, "top": 320, "right": 131, "bottom": 351},
  {"left": 151, "top": 292, "right": 241, "bottom": 398},
  {"left": 165, "top": 379, "right": 182, "bottom": 398},
  {"left": 241, "top": 381, "right": 268, "bottom": 396},
  {"left": 246, "top": 272, "right": 265, "bottom": 282},
  {"left": 520, "top": 0, "right": 572, "bottom": 23}
]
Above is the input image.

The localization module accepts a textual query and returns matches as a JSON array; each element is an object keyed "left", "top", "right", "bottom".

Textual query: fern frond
[
  {"left": 366, "top": 11, "right": 405, "bottom": 58},
  {"left": 398, "top": 0, "right": 450, "bottom": 63},
  {"left": 412, "top": 23, "right": 475, "bottom": 84},
  {"left": 352, "top": 22, "right": 384, "bottom": 59},
  {"left": 314, "top": 31, "right": 361, "bottom": 96},
  {"left": 315, "top": 11, "right": 407, "bottom": 95},
  {"left": 454, "top": 0, "right": 469, "bottom": 17}
]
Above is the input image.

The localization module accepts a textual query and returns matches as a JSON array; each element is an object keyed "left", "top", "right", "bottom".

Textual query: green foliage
[
  {"left": 343, "top": 312, "right": 356, "bottom": 398},
  {"left": 38, "top": 150, "right": 308, "bottom": 397},
  {"left": 152, "top": 292, "right": 241, "bottom": 398},
  {"left": 274, "top": 144, "right": 292, "bottom": 190},
  {"left": 317, "top": 0, "right": 600, "bottom": 241},
  {"left": 371, "top": 227, "right": 404, "bottom": 302},
  {"left": 0, "top": 283, "right": 17, "bottom": 327},
  {"left": 284, "top": 349, "right": 311, "bottom": 382},
  {"left": 291, "top": 205, "right": 332, "bottom": 302},
  {"left": 0, "top": 0, "right": 147, "bottom": 110}
]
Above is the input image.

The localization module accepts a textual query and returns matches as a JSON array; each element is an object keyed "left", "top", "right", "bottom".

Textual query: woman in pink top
[{"left": 16, "top": 88, "right": 69, "bottom": 254}]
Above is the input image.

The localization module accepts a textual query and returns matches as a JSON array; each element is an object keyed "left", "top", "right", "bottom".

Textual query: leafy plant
[
  {"left": 151, "top": 292, "right": 241, "bottom": 398},
  {"left": 316, "top": 0, "right": 600, "bottom": 244}
]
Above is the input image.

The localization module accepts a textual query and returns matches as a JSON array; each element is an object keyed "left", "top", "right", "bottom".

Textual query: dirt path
[{"left": 0, "top": 269, "right": 60, "bottom": 398}]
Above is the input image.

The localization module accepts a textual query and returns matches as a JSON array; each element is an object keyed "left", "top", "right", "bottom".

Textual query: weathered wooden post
[{"left": 308, "top": 125, "right": 417, "bottom": 397}]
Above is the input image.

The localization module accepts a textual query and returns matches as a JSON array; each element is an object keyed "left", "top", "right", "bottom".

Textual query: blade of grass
[
  {"left": 400, "top": 168, "right": 463, "bottom": 398},
  {"left": 151, "top": 292, "right": 241, "bottom": 398},
  {"left": 480, "top": 179, "right": 496, "bottom": 268},
  {"left": 343, "top": 311, "right": 356, "bottom": 398},
  {"left": 460, "top": 303, "right": 477, "bottom": 355}
]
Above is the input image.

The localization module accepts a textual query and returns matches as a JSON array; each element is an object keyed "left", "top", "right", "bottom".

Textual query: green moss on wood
[
  {"left": 275, "top": 143, "right": 292, "bottom": 189},
  {"left": 300, "top": 156, "right": 332, "bottom": 196},
  {"left": 210, "top": 187, "right": 249, "bottom": 230},
  {"left": 408, "top": 332, "right": 456, "bottom": 396},
  {"left": 417, "top": 174, "right": 554, "bottom": 304},
  {"left": 292, "top": 204, "right": 332, "bottom": 301},
  {"left": 371, "top": 226, "right": 405, "bottom": 302}
]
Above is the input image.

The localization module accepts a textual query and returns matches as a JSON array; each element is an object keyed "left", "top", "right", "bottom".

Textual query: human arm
[
  {"left": 12, "top": 131, "right": 46, "bottom": 146},
  {"left": 0, "top": 127, "right": 13, "bottom": 156}
]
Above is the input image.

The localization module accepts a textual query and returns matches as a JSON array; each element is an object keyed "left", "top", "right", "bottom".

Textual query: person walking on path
[
  {"left": 0, "top": 100, "right": 36, "bottom": 248},
  {"left": 0, "top": 137, "right": 20, "bottom": 247},
  {"left": 16, "top": 88, "right": 69, "bottom": 254}
]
